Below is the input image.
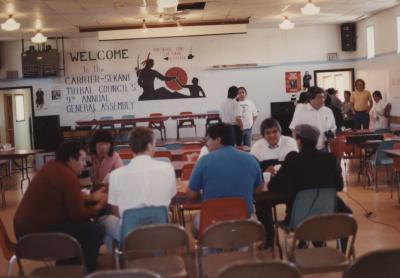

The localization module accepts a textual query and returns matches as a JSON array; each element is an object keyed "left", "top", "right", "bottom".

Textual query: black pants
[
  {"left": 353, "top": 111, "right": 369, "bottom": 130},
  {"left": 232, "top": 125, "right": 242, "bottom": 146},
  {"left": 49, "top": 221, "right": 105, "bottom": 273}
]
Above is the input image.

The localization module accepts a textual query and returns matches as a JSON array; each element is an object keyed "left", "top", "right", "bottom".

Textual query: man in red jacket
[{"left": 14, "top": 141, "right": 107, "bottom": 272}]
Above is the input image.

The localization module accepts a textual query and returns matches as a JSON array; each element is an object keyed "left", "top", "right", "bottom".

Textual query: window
[
  {"left": 366, "top": 25, "right": 375, "bottom": 59},
  {"left": 397, "top": 16, "right": 400, "bottom": 53},
  {"left": 15, "top": 95, "right": 25, "bottom": 122}
]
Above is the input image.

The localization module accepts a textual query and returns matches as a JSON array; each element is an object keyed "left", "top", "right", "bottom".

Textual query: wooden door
[{"left": 3, "top": 94, "right": 14, "bottom": 146}]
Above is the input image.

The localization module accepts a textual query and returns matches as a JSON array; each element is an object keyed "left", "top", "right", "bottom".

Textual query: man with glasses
[
  {"left": 290, "top": 86, "right": 336, "bottom": 151},
  {"left": 251, "top": 117, "right": 298, "bottom": 249}
]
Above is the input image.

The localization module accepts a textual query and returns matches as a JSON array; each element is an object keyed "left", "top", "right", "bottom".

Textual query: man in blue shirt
[{"left": 187, "top": 123, "right": 263, "bottom": 215}]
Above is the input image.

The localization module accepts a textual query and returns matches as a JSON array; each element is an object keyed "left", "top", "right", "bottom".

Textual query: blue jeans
[
  {"left": 242, "top": 128, "right": 252, "bottom": 147},
  {"left": 98, "top": 215, "right": 121, "bottom": 252},
  {"left": 353, "top": 111, "right": 369, "bottom": 130}
]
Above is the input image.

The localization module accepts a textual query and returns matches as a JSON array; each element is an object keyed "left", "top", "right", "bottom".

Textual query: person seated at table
[
  {"left": 89, "top": 129, "right": 123, "bottom": 185},
  {"left": 13, "top": 141, "right": 107, "bottom": 272},
  {"left": 99, "top": 127, "right": 176, "bottom": 251},
  {"left": 268, "top": 124, "right": 352, "bottom": 249},
  {"left": 187, "top": 122, "right": 263, "bottom": 235},
  {"left": 250, "top": 117, "right": 298, "bottom": 248}
]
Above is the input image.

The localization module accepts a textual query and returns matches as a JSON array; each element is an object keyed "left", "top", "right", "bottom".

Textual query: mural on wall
[
  {"left": 135, "top": 50, "right": 205, "bottom": 101},
  {"left": 285, "top": 71, "right": 301, "bottom": 93}
]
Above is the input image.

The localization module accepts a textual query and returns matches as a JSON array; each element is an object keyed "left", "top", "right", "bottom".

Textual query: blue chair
[
  {"left": 276, "top": 188, "right": 336, "bottom": 259},
  {"left": 115, "top": 206, "right": 169, "bottom": 268},
  {"left": 368, "top": 140, "right": 396, "bottom": 191},
  {"left": 121, "top": 115, "right": 136, "bottom": 129},
  {"left": 99, "top": 116, "right": 114, "bottom": 129},
  {"left": 162, "top": 143, "right": 182, "bottom": 150},
  {"left": 155, "top": 146, "right": 167, "bottom": 151}
]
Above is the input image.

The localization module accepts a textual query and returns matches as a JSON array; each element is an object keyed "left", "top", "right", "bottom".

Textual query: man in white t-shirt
[
  {"left": 220, "top": 86, "right": 243, "bottom": 145},
  {"left": 251, "top": 117, "right": 298, "bottom": 249},
  {"left": 99, "top": 127, "right": 176, "bottom": 251},
  {"left": 290, "top": 86, "right": 336, "bottom": 150},
  {"left": 238, "top": 87, "right": 258, "bottom": 147}
]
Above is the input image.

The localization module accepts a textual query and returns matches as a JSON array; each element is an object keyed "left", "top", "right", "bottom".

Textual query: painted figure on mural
[
  {"left": 303, "top": 71, "right": 312, "bottom": 89},
  {"left": 35, "top": 88, "right": 44, "bottom": 109},
  {"left": 176, "top": 77, "right": 206, "bottom": 98}
]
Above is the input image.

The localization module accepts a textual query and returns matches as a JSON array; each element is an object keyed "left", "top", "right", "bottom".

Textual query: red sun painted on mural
[{"left": 165, "top": 67, "right": 188, "bottom": 91}]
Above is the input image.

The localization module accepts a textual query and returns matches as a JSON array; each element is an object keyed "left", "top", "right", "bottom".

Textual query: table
[{"left": 0, "top": 149, "right": 44, "bottom": 193}]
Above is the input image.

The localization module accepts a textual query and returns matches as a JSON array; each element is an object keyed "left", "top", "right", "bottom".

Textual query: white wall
[
  {"left": 0, "top": 24, "right": 355, "bottom": 138},
  {"left": 353, "top": 5, "right": 400, "bottom": 119}
]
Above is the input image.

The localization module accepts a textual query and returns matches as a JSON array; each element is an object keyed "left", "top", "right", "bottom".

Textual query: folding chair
[
  {"left": 0, "top": 218, "right": 16, "bottom": 276},
  {"left": 115, "top": 206, "right": 169, "bottom": 269},
  {"left": 153, "top": 150, "right": 172, "bottom": 160},
  {"left": 275, "top": 188, "right": 337, "bottom": 259},
  {"left": 288, "top": 214, "right": 357, "bottom": 275},
  {"left": 123, "top": 224, "right": 190, "bottom": 278},
  {"left": 217, "top": 261, "right": 301, "bottom": 278},
  {"left": 177, "top": 112, "right": 197, "bottom": 140},
  {"left": 148, "top": 113, "right": 166, "bottom": 141},
  {"left": 197, "top": 220, "right": 265, "bottom": 278},
  {"left": 87, "top": 269, "right": 161, "bottom": 278},
  {"left": 344, "top": 248, "right": 400, "bottom": 278},
  {"left": 16, "top": 233, "right": 85, "bottom": 277},
  {"left": 99, "top": 116, "right": 114, "bottom": 129},
  {"left": 205, "top": 110, "right": 221, "bottom": 136}
]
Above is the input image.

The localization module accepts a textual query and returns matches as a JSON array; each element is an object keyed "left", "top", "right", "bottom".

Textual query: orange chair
[
  {"left": 148, "top": 113, "right": 167, "bottom": 141},
  {"left": 119, "top": 151, "right": 134, "bottom": 159},
  {"left": 394, "top": 142, "right": 400, "bottom": 150},
  {"left": 182, "top": 143, "right": 202, "bottom": 149},
  {"left": 153, "top": 150, "right": 172, "bottom": 160},
  {"left": 181, "top": 150, "right": 200, "bottom": 161},
  {"left": 0, "top": 218, "right": 16, "bottom": 276},
  {"left": 198, "top": 197, "right": 248, "bottom": 237},
  {"left": 176, "top": 112, "right": 197, "bottom": 140},
  {"left": 181, "top": 168, "right": 193, "bottom": 181}
]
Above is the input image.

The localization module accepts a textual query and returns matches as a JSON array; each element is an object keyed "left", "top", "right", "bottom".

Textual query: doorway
[
  {"left": 314, "top": 68, "right": 355, "bottom": 101},
  {"left": 0, "top": 87, "right": 33, "bottom": 149}
]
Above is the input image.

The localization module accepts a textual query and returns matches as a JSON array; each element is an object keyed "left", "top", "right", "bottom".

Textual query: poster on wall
[{"left": 285, "top": 71, "right": 301, "bottom": 93}]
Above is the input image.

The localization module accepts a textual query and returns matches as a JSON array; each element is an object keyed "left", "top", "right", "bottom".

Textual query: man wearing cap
[
  {"left": 268, "top": 124, "right": 351, "bottom": 231},
  {"left": 290, "top": 86, "right": 336, "bottom": 150}
]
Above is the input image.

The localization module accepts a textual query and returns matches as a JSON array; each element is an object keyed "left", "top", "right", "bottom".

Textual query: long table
[{"left": 0, "top": 149, "right": 44, "bottom": 193}]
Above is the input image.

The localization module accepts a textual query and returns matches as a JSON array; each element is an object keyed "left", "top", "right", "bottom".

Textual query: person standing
[
  {"left": 350, "top": 79, "right": 373, "bottom": 129},
  {"left": 220, "top": 86, "right": 243, "bottom": 145},
  {"left": 342, "top": 90, "right": 354, "bottom": 129},
  {"left": 289, "top": 86, "right": 336, "bottom": 151},
  {"left": 238, "top": 87, "right": 258, "bottom": 147},
  {"left": 371, "top": 90, "right": 391, "bottom": 129}
]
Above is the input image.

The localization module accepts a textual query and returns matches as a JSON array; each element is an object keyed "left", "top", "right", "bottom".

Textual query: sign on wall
[{"left": 285, "top": 71, "right": 301, "bottom": 93}]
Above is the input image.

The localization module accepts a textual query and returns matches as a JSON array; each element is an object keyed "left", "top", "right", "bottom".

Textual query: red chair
[
  {"left": 153, "top": 150, "right": 172, "bottom": 160},
  {"left": 148, "top": 113, "right": 167, "bottom": 141},
  {"left": 394, "top": 142, "right": 400, "bottom": 149},
  {"left": 198, "top": 197, "right": 248, "bottom": 237},
  {"left": 181, "top": 150, "right": 200, "bottom": 161},
  {"left": 176, "top": 112, "right": 197, "bottom": 140}
]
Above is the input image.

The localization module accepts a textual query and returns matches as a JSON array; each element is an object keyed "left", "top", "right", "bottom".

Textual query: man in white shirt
[
  {"left": 220, "top": 86, "right": 243, "bottom": 145},
  {"left": 99, "top": 127, "right": 176, "bottom": 251},
  {"left": 290, "top": 86, "right": 336, "bottom": 150},
  {"left": 251, "top": 118, "right": 298, "bottom": 249},
  {"left": 238, "top": 87, "right": 258, "bottom": 147}
]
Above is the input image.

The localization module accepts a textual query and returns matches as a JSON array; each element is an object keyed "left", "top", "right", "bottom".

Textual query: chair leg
[
  {"left": 194, "top": 126, "right": 197, "bottom": 137},
  {"left": 7, "top": 255, "right": 16, "bottom": 276},
  {"left": 375, "top": 167, "right": 378, "bottom": 192}
]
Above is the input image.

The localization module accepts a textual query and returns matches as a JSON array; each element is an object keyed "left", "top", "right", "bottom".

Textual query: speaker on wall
[
  {"left": 271, "top": 101, "right": 295, "bottom": 136},
  {"left": 341, "top": 23, "right": 356, "bottom": 51},
  {"left": 33, "top": 115, "right": 62, "bottom": 151}
]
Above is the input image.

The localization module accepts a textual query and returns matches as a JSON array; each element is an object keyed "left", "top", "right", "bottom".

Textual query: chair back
[
  {"left": 292, "top": 214, "right": 357, "bottom": 259},
  {"left": 199, "top": 220, "right": 264, "bottom": 249},
  {"left": 120, "top": 206, "right": 168, "bottom": 243},
  {"left": 153, "top": 150, "right": 172, "bottom": 160},
  {"left": 0, "top": 218, "right": 15, "bottom": 261},
  {"left": 374, "top": 140, "right": 396, "bottom": 166},
  {"left": 199, "top": 198, "right": 249, "bottom": 237},
  {"left": 178, "top": 112, "right": 195, "bottom": 126},
  {"left": 394, "top": 142, "right": 400, "bottom": 150},
  {"left": 87, "top": 269, "right": 161, "bottom": 278},
  {"left": 114, "top": 145, "right": 130, "bottom": 153},
  {"left": 217, "top": 261, "right": 301, "bottom": 278},
  {"left": 181, "top": 168, "right": 193, "bottom": 181},
  {"left": 148, "top": 113, "right": 165, "bottom": 128},
  {"left": 155, "top": 146, "right": 167, "bottom": 151},
  {"left": 121, "top": 115, "right": 136, "bottom": 129},
  {"left": 99, "top": 116, "right": 114, "bottom": 129},
  {"left": 343, "top": 249, "right": 400, "bottom": 278},
  {"left": 123, "top": 224, "right": 189, "bottom": 254},
  {"left": 288, "top": 188, "right": 336, "bottom": 231},
  {"left": 16, "top": 233, "right": 84, "bottom": 274},
  {"left": 162, "top": 143, "right": 182, "bottom": 150}
]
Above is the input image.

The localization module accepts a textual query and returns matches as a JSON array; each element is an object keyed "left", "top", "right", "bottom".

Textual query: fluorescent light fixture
[
  {"left": 279, "top": 16, "right": 295, "bottom": 30},
  {"left": 157, "top": 0, "right": 178, "bottom": 9},
  {"left": 31, "top": 31, "right": 47, "bottom": 44},
  {"left": 98, "top": 24, "right": 247, "bottom": 40},
  {"left": 301, "top": 0, "right": 320, "bottom": 15},
  {"left": 1, "top": 15, "right": 20, "bottom": 31}
]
